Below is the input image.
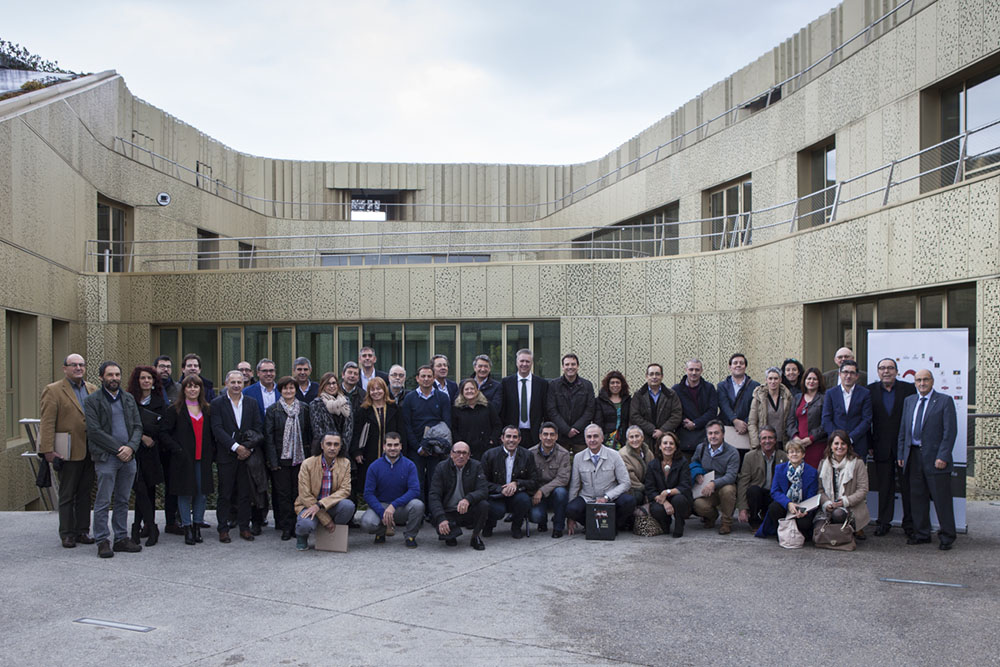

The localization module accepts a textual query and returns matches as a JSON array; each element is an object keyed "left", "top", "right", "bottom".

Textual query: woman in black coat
[
  {"left": 593, "top": 370, "right": 631, "bottom": 449},
  {"left": 265, "top": 375, "right": 312, "bottom": 541},
  {"left": 352, "top": 376, "right": 402, "bottom": 469},
  {"left": 126, "top": 365, "right": 166, "bottom": 546},
  {"left": 451, "top": 378, "right": 501, "bottom": 460},
  {"left": 644, "top": 431, "right": 692, "bottom": 537},
  {"left": 159, "top": 374, "right": 215, "bottom": 545},
  {"left": 309, "top": 371, "right": 353, "bottom": 455}
]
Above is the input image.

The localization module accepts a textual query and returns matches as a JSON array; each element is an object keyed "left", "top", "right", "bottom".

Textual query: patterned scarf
[
  {"left": 786, "top": 463, "right": 803, "bottom": 503},
  {"left": 279, "top": 400, "right": 305, "bottom": 465}
]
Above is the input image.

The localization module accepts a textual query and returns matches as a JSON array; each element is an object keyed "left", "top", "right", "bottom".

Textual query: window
[
  {"left": 349, "top": 189, "right": 405, "bottom": 221},
  {"left": 96, "top": 198, "right": 132, "bottom": 272},
  {"left": 238, "top": 242, "right": 256, "bottom": 269},
  {"left": 154, "top": 321, "right": 559, "bottom": 389},
  {"left": 703, "top": 176, "right": 752, "bottom": 251},
  {"left": 5, "top": 311, "right": 38, "bottom": 439},
  {"left": 797, "top": 138, "right": 836, "bottom": 228},
  {"left": 197, "top": 229, "right": 220, "bottom": 270},
  {"left": 812, "top": 285, "right": 976, "bottom": 403},
  {"left": 921, "top": 59, "right": 1000, "bottom": 192},
  {"left": 573, "top": 201, "right": 679, "bottom": 260}
]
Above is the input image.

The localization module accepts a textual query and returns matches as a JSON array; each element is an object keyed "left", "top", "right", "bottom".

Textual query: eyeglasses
[
  {"left": 64, "top": 363, "right": 85, "bottom": 368},
  {"left": 840, "top": 370, "right": 858, "bottom": 375}
]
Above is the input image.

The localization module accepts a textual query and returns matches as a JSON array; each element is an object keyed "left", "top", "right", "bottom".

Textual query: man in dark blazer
[
  {"left": 431, "top": 354, "right": 459, "bottom": 402},
  {"left": 821, "top": 360, "right": 873, "bottom": 459},
  {"left": 471, "top": 354, "right": 503, "bottom": 415},
  {"left": 428, "top": 441, "right": 490, "bottom": 550},
  {"left": 84, "top": 361, "right": 144, "bottom": 557},
  {"left": 671, "top": 359, "right": 719, "bottom": 454},
  {"left": 211, "top": 370, "right": 263, "bottom": 542},
  {"left": 500, "top": 348, "right": 548, "bottom": 447},
  {"left": 243, "top": 359, "right": 278, "bottom": 424},
  {"left": 868, "top": 358, "right": 917, "bottom": 536},
  {"left": 480, "top": 427, "right": 539, "bottom": 538},
  {"left": 293, "top": 357, "right": 319, "bottom": 403},
  {"left": 897, "top": 369, "right": 958, "bottom": 550},
  {"left": 358, "top": 346, "right": 390, "bottom": 392},
  {"left": 39, "top": 353, "right": 97, "bottom": 548}
]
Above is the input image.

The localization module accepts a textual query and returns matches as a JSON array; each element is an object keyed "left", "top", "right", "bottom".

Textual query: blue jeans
[
  {"left": 529, "top": 486, "right": 568, "bottom": 530},
  {"left": 177, "top": 464, "right": 207, "bottom": 527},
  {"left": 93, "top": 455, "right": 137, "bottom": 544}
]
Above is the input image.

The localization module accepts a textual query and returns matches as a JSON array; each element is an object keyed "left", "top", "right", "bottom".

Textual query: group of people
[{"left": 37, "top": 343, "right": 958, "bottom": 556}]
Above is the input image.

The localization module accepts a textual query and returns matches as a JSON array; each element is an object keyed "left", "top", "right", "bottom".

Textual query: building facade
[{"left": 2, "top": 0, "right": 999, "bottom": 508}]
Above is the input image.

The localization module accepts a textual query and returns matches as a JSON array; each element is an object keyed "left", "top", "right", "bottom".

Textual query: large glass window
[
  {"left": 97, "top": 201, "right": 129, "bottom": 272},
  {"left": 798, "top": 139, "right": 836, "bottom": 228},
  {"left": 5, "top": 312, "right": 20, "bottom": 439},
  {"left": 505, "top": 324, "right": 531, "bottom": 376},
  {"left": 704, "top": 176, "right": 751, "bottom": 251},
  {"left": 272, "top": 328, "right": 293, "bottom": 379},
  {"left": 363, "top": 324, "right": 403, "bottom": 370},
  {"left": 296, "top": 326, "right": 334, "bottom": 380},
  {"left": 947, "top": 286, "right": 976, "bottom": 405},
  {"left": 159, "top": 328, "right": 179, "bottom": 364},
  {"left": 433, "top": 326, "right": 457, "bottom": 381},
  {"left": 245, "top": 326, "right": 269, "bottom": 368},
  {"left": 460, "top": 323, "right": 502, "bottom": 377},
  {"left": 337, "top": 326, "right": 359, "bottom": 375},
  {"left": 532, "top": 321, "right": 562, "bottom": 379},
  {"left": 403, "top": 324, "right": 430, "bottom": 389},
  {"left": 221, "top": 328, "right": 242, "bottom": 378},
  {"left": 181, "top": 328, "right": 218, "bottom": 388},
  {"left": 574, "top": 201, "right": 679, "bottom": 260}
]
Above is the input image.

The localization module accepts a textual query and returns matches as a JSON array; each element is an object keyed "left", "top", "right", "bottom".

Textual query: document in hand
[
  {"left": 54, "top": 433, "right": 71, "bottom": 459},
  {"left": 796, "top": 494, "right": 821, "bottom": 513},
  {"left": 691, "top": 470, "right": 715, "bottom": 498}
]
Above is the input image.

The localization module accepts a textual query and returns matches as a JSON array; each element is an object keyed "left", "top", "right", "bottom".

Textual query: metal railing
[
  {"left": 88, "top": 116, "right": 1000, "bottom": 272},
  {"left": 111, "top": 1, "right": 919, "bottom": 223}
]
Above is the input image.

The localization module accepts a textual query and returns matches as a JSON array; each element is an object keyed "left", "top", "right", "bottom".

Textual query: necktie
[
  {"left": 914, "top": 396, "right": 928, "bottom": 441},
  {"left": 591, "top": 454, "right": 600, "bottom": 468},
  {"left": 520, "top": 378, "right": 528, "bottom": 422}
]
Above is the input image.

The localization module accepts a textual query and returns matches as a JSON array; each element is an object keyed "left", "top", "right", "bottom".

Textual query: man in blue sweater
[
  {"left": 361, "top": 433, "right": 424, "bottom": 548},
  {"left": 401, "top": 365, "right": 452, "bottom": 509}
]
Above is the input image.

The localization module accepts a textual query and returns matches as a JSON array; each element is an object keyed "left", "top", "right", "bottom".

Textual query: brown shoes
[
  {"left": 239, "top": 530, "right": 254, "bottom": 541},
  {"left": 61, "top": 535, "right": 76, "bottom": 548},
  {"left": 219, "top": 530, "right": 232, "bottom": 543},
  {"left": 75, "top": 533, "right": 95, "bottom": 545},
  {"left": 718, "top": 522, "right": 732, "bottom": 535}
]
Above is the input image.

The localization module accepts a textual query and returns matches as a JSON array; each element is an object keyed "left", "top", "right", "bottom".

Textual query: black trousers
[
  {"left": 131, "top": 468, "right": 156, "bottom": 532},
  {"left": 649, "top": 494, "right": 691, "bottom": 535},
  {"left": 272, "top": 464, "right": 301, "bottom": 533},
  {"left": 873, "top": 459, "right": 913, "bottom": 530},
  {"left": 566, "top": 494, "right": 636, "bottom": 530},
  {"left": 907, "top": 446, "right": 956, "bottom": 544},
  {"left": 768, "top": 500, "right": 815, "bottom": 539},
  {"left": 56, "top": 455, "right": 94, "bottom": 538},
  {"left": 159, "top": 446, "right": 179, "bottom": 525},
  {"left": 437, "top": 500, "right": 489, "bottom": 537},
  {"left": 745, "top": 484, "right": 773, "bottom": 524},
  {"left": 217, "top": 461, "right": 252, "bottom": 532}
]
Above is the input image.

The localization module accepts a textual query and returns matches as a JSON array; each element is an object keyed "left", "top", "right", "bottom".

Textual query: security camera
[{"left": 156, "top": 192, "right": 171, "bottom": 206}]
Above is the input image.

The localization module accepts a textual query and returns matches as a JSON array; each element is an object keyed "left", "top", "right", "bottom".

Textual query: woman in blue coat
[{"left": 756, "top": 441, "right": 818, "bottom": 538}]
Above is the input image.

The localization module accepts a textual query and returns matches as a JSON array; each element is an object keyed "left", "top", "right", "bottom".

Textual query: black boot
[
  {"left": 131, "top": 523, "right": 141, "bottom": 545},
  {"left": 184, "top": 525, "right": 196, "bottom": 545},
  {"left": 193, "top": 524, "right": 203, "bottom": 543},
  {"left": 672, "top": 516, "right": 685, "bottom": 538},
  {"left": 145, "top": 523, "right": 159, "bottom": 547}
]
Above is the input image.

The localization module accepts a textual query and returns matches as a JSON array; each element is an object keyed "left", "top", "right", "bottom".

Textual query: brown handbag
[{"left": 813, "top": 511, "right": 856, "bottom": 551}]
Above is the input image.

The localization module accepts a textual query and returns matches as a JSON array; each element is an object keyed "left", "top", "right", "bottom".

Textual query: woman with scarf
[
  {"left": 620, "top": 425, "right": 654, "bottom": 512},
  {"left": 309, "top": 372, "right": 352, "bottom": 456},
  {"left": 817, "top": 430, "right": 870, "bottom": 541},
  {"left": 758, "top": 440, "right": 818, "bottom": 540},
  {"left": 748, "top": 367, "right": 794, "bottom": 449},
  {"left": 352, "top": 376, "right": 401, "bottom": 496},
  {"left": 159, "top": 374, "right": 214, "bottom": 546},
  {"left": 644, "top": 431, "right": 692, "bottom": 537},
  {"left": 126, "top": 365, "right": 165, "bottom": 546},
  {"left": 265, "top": 375, "right": 312, "bottom": 541}
]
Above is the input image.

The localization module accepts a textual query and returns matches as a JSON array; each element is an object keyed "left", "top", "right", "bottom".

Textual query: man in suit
[
  {"left": 428, "top": 441, "right": 490, "bottom": 550},
  {"left": 211, "top": 370, "right": 263, "bottom": 542},
  {"left": 897, "top": 369, "right": 958, "bottom": 550},
  {"left": 736, "top": 426, "right": 788, "bottom": 529},
  {"left": 242, "top": 358, "right": 278, "bottom": 534},
  {"left": 39, "top": 353, "right": 97, "bottom": 548},
  {"left": 480, "top": 426, "right": 540, "bottom": 539},
  {"left": 630, "top": 363, "right": 683, "bottom": 447},
  {"left": 546, "top": 353, "right": 595, "bottom": 455},
  {"left": 293, "top": 356, "right": 319, "bottom": 403},
  {"left": 500, "top": 348, "right": 548, "bottom": 447},
  {"left": 83, "top": 361, "right": 144, "bottom": 558},
  {"left": 431, "top": 354, "right": 459, "bottom": 402},
  {"left": 358, "top": 346, "right": 389, "bottom": 392},
  {"left": 822, "top": 347, "right": 868, "bottom": 388},
  {"left": 471, "top": 354, "right": 503, "bottom": 414},
  {"left": 868, "top": 358, "right": 917, "bottom": 537},
  {"left": 182, "top": 353, "right": 216, "bottom": 401},
  {"left": 237, "top": 361, "right": 254, "bottom": 386},
  {"left": 821, "top": 360, "right": 873, "bottom": 459}
]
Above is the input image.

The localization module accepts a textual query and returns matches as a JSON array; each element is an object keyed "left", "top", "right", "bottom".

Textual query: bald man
[
  {"left": 897, "top": 369, "right": 958, "bottom": 550},
  {"left": 822, "top": 347, "right": 868, "bottom": 388}
]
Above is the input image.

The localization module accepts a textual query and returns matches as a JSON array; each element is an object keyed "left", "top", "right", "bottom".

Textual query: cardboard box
[{"left": 313, "top": 524, "right": 348, "bottom": 552}]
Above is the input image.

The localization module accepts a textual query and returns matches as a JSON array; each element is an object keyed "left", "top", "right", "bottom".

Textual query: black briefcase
[{"left": 585, "top": 502, "right": 616, "bottom": 540}]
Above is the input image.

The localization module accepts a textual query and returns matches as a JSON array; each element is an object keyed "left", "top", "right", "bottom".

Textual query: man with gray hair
[
  {"left": 565, "top": 424, "right": 634, "bottom": 534},
  {"left": 472, "top": 354, "right": 503, "bottom": 414},
  {"left": 211, "top": 370, "right": 263, "bottom": 542},
  {"left": 293, "top": 357, "right": 319, "bottom": 403},
  {"left": 387, "top": 364, "right": 408, "bottom": 404}
]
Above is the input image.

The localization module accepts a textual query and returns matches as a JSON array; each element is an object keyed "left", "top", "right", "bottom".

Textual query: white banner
[{"left": 867, "top": 328, "right": 968, "bottom": 531}]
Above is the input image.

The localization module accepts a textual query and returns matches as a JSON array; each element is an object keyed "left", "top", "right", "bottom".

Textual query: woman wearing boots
[
  {"left": 126, "top": 365, "right": 165, "bottom": 546},
  {"left": 644, "top": 431, "right": 692, "bottom": 537},
  {"left": 160, "top": 375, "right": 215, "bottom": 545}
]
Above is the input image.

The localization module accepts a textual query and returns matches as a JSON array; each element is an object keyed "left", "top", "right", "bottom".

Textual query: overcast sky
[{"left": 5, "top": 0, "right": 837, "bottom": 164}]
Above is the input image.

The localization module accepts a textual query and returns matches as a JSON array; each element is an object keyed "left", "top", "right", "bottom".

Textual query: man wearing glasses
[
  {"left": 821, "top": 360, "right": 873, "bottom": 459},
  {"left": 39, "top": 354, "right": 97, "bottom": 548},
  {"left": 868, "top": 358, "right": 916, "bottom": 537}
]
